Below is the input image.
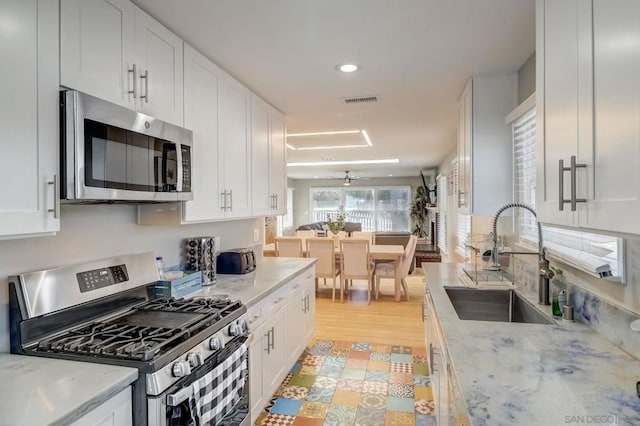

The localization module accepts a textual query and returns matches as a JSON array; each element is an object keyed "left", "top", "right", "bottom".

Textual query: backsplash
[
  {"left": 513, "top": 257, "right": 640, "bottom": 359},
  {"left": 0, "top": 204, "right": 263, "bottom": 353}
]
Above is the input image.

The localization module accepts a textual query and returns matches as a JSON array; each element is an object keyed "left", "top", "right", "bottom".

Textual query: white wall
[
  {"left": 291, "top": 176, "right": 422, "bottom": 229},
  {"left": 0, "top": 204, "right": 261, "bottom": 353}
]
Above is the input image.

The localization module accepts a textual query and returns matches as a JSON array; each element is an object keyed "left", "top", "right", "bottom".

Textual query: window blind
[
  {"left": 437, "top": 175, "right": 448, "bottom": 254},
  {"left": 512, "top": 106, "right": 623, "bottom": 279}
]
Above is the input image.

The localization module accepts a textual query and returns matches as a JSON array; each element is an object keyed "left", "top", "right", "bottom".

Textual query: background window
[{"left": 310, "top": 187, "right": 411, "bottom": 232}]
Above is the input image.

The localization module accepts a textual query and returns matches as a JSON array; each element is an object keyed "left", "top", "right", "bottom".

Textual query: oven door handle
[{"left": 166, "top": 386, "right": 194, "bottom": 407}]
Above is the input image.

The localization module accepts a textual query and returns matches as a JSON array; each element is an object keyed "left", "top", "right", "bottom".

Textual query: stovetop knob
[
  {"left": 238, "top": 319, "right": 249, "bottom": 334},
  {"left": 209, "top": 336, "right": 224, "bottom": 351},
  {"left": 187, "top": 352, "right": 203, "bottom": 368},
  {"left": 228, "top": 323, "right": 240, "bottom": 336},
  {"left": 172, "top": 361, "right": 192, "bottom": 378}
]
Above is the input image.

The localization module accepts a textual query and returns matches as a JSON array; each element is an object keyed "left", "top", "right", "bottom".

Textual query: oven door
[{"left": 149, "top": 337, "right": 250, "bottom": 426}]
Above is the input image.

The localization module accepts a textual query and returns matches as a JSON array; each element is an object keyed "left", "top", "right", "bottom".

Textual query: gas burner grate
[
  {"left": 140, "top": 297, "right": 231, "bottom": 315},
  {"left": 37, "top": 322, "right": 190, "bottom": 361}
]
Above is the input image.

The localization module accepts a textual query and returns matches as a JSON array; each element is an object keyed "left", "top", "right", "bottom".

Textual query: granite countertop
[
  {"left": 423, "top": 263, "right": 640, "bottom": 426},
  {"left": 0, "top": 354, "right": 138, "bottom": 426},
  {"left": 192, "top": 257, "right": 317, "bottom": 306}
]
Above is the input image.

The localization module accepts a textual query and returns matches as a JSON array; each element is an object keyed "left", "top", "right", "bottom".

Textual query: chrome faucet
[{"left": 487, "top": 202, "right": 553, "bottom": 305}]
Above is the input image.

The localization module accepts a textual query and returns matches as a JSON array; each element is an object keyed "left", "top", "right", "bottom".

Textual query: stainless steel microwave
[{"left": 61, "top": 90, "right": 193, "bottom": 202}]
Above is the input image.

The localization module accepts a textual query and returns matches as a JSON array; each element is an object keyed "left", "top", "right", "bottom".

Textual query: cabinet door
[
  {"left": 251, "top": 96, "right": 272, "bottom": 216},
  {"left": 134, "top": 7, "right": 183, "bottom": 126},
  {"left": 60, "top": 0, "right": 135, "bottom": 108},
  {"left": 263, "top": 312, "right": 287, "bottom": 393},
  {"left": 219, "top": 76, "right": 252, "bottom": 218},
  {"left": 284, "top": 291, "right": 306, "bottom": 367},
  {"left": 457, "top": 80, "right": 472, "bottom": 213},
  {"left": 536, "top": 0, "right": 580, "bottom": 227},
  {"left": 249, "top": 323, "right": 266, "bottom": 422},
  {"left": 585, "top": 0, "right": 640, "bottom": 234},
  {"left": 270, "top": 108, "right": 287, "bottom": 215},
  {"left": 71, "top": 387, "right": 132, "bottom": 426},
  {"left": 0, "top": 0, "right": 60, "bottom": 238},
  {"left": 182, "top": 44, "right": 223, "bottom": 222}
]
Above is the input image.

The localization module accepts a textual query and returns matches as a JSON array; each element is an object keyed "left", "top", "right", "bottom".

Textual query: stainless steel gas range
[{"left": 9, "top": 252, "right": 250, "bottom": 426}]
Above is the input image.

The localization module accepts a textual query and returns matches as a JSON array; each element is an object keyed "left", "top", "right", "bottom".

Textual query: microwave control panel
[{"left": 77, "top": 264, "right": 129, "bottom": 293}]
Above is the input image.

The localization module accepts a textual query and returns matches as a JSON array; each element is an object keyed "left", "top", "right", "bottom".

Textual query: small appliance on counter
[
  {"left": 217, "top": 248, "right": 256, "bottom": 274},
  {"left": 183, "top": 236, "right": 219, "bottom": 285}
]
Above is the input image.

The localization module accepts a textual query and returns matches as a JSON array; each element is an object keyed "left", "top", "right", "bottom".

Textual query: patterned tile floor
[{"left": 254, "top": 340, "right": 436, "bottom": 426}]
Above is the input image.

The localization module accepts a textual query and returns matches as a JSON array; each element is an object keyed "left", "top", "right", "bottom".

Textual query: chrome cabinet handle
[
  {"left": 559, "top": 157, "right": 587, "bottom": 211},
  {"left": 228, "top": 190, "right": 233, "bottom": 212},
  {"left": 307, "top": 294, "right": 310, "bottom": 312},
  {"left": 47, "top": 175, "right": 59, "bottom": 219},
  {"left": 221, "top": 191, "right": 227, "bottom": 211},
  {"left": 302, "top": 295, "right": 307, "bottom": 313},
  {"left": 128, "top": 64, "right": 137, "bottom": 98},
  {"left": 570, "top": 155, "right": 587, "bottom": 211},
  {"left": 269, "top": 327, "right": 275, "bottom": 350},
  {"left": 264, "top": 330, "right": 271, "bottom": 354},
  {"left": 140, "top": 70, "right": 149, "bottom": 103},
  {"left": 274, "top": 193, "right": 278, "bottom": 210}
]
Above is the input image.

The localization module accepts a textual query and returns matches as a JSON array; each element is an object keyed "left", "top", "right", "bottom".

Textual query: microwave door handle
[
  {"left": 166, "top": 386, "right": 194, "bottom": 407},
  {"left": 176, "top": 143, "right": 183, "bottom": 192}
]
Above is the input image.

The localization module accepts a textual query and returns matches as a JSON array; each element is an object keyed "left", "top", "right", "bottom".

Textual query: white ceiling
[{"left": 133, "top": 0, "right": 535, "bottom": 179}]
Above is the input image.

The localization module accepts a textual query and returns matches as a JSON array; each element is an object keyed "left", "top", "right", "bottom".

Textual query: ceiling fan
[{"left": 340, "top": 170, "right": 367, "bottom": 186}]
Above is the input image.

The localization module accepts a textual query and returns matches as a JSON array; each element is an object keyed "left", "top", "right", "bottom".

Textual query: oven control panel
[{"left": 76, "top": 264, "right": 129, "bottom": 293}]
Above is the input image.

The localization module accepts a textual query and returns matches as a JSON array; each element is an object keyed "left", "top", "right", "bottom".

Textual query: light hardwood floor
[{"left": 311, "top": 270, "right": 427, "bottom": 348}]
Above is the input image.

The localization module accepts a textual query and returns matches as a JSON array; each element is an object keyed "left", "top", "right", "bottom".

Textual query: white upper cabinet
[
  {"left": 270, "top": 109, "right": 287, "bottom": 215},
  {"left": 219, "top": 76, "right": 252, "bottom": 218},
  {"left": 60, "top": 0, "right": 135, "bottom": 108},
  {"left": 456, "top": 75, "right": 517, "bottom": 216},
  {"left": 537, "top": 0, "right": 640, "bottom": 235},
  {"left": 60, "top": 0, "right": 183, "bottom": 126},
  {"left": 182, "top": 44, "right": 223, "bottom": 223},
  {"left": 251, "top": 96, "right": 272, "bottom": 216},
  {"left": 0, "top": 0, "right": 60, "bottom": 238},
  {"left": 133, "top": 7, "right": 183, "bottom": 126},
  {"left": 251, "top": 95, "right": 287, "bottom": 217}
]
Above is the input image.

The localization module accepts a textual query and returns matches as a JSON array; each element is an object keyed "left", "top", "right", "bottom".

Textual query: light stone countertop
[
  {"left": 423, "top": 263, "right": 640, "bottom": 426},
  {"left": 191, "top": 257, "right": 317, "bottom": 306},
  {"left": 0, "top": 354, "right": 138, "bottom": 426}
]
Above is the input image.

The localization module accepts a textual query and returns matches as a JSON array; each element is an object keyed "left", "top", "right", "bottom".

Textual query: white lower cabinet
[
  {"left": 424, "top": 291, "right": 469, "bottom": 426},
  {"left": 70, "top": 387, "right": 132, "bottom": 426},
  {"left": 249, "top": 267, "right": 316, "bottom": 422}
]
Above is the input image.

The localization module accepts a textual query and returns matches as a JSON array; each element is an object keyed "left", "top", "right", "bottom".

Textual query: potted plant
[
  {"left": 326, "top": 205, "right": 346, "bottom": 235},
  {"left": 410, "top": 186, "right": 428, "bottom": 238}
]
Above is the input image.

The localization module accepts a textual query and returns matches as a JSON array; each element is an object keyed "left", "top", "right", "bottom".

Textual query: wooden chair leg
[
  {"left": 331, "top": 276, "right": 336, "bottom": 302},
  {"left": 375, "top": 275, "right": 380, "bottom": 299},
  {"left": 340, "top": 277, "right": 344, "bottom": 303},
  {"left": 367, "top": 277, "right": 371, "bottom": 304},
  {"left": 401, "top": 277, "right": 410, "bottom": 301}
]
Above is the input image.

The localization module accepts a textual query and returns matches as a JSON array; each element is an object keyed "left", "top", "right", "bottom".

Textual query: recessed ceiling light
[
  {"left": 287, "top": 159, "right": 399, "bottom": 167},
  {"left": 337, "top": 64, "right": 359, "bottom": 73},
  {"left": 286, "top": 129, "right": 373, "bottom": 150},
  {"left": 388, "top": 174, "right": 393, "bottom": 177}
]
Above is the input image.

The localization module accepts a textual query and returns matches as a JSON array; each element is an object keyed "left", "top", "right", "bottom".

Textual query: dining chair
[
  {"left": 374, "top": 235, "right": 418, "bottom": 301},
  {"left": 275, "top": 237, "right": 304, "bottom": 257},
  {"left": 351, "top": 231, "right": 374, "bottom": 245},
  {"left": 307, "top": 238, "right": 340, "bottom": 302},
  {"left": 340, "top": 239, "right": 374, "bottom": 303}
]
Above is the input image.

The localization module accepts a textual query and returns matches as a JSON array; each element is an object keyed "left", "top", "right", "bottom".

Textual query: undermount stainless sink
[{"left": 444, "top": 288, "right": 555, "bottom": 325}]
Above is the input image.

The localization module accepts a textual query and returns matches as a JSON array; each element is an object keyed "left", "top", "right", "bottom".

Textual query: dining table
[{"left": 263, "top": 242, "right": 407, "bottom": 301}]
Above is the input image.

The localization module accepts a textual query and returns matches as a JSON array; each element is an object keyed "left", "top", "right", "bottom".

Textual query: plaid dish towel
[{"left": 192, "top": 343, "right": 248, "bottom": 425}]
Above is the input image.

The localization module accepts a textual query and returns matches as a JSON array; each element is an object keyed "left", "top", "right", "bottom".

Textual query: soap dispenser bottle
[{"left": 551, "top": 267, "right": 566, "bottom": 319}]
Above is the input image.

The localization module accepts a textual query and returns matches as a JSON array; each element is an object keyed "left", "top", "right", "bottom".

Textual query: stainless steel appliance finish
[
  {"left": 61, "top": 90, "right": 193, "bottom": 202},
  {"left": 444, "top": 287, "right": 555, "bottom": 325},
  {"left": 9, "top": 253, "right": 249, "bottom": 426},
  {"left": 12, "top": 252, "right": 158, "bottom": 319}
]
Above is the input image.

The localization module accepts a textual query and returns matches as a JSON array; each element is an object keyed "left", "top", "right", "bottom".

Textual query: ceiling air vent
[{"left": 342, "top": 95, "right": 378, "bottom": 105}]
